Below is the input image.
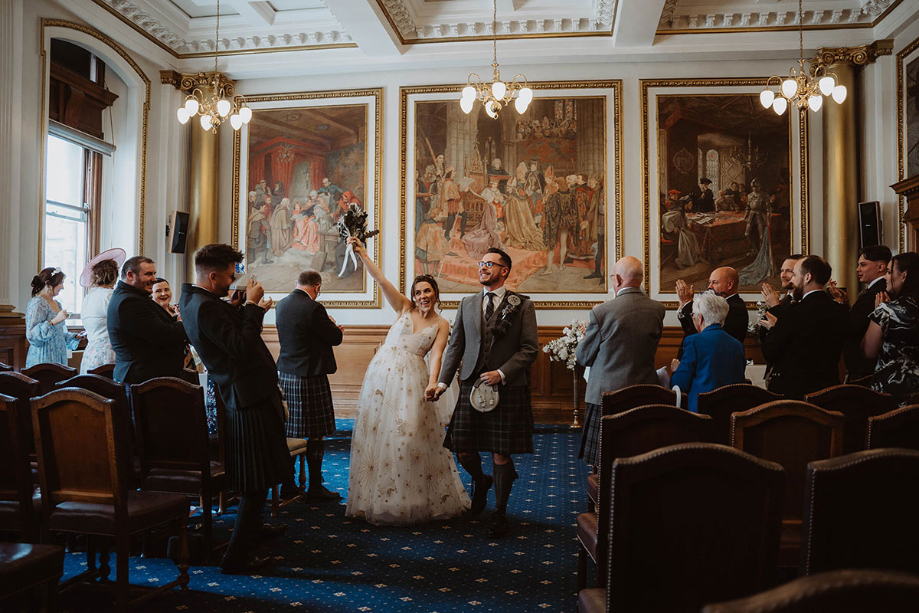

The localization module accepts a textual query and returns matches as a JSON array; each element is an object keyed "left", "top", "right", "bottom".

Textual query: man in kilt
[
  {"left": 276, "top": 270, "right": 343, "bottom": 501},
  {"left": 428, "top": 248, "right": 538, "bottom": 538},
  {"left": 180, "top": 244, "right": 290, "bottom": 574}
]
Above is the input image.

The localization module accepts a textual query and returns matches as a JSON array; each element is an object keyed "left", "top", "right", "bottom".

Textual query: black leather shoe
[
  {"left": 486, "top": 512, "right": 509, "bottom": 538},
  {"left": 306, "top": 485, "right": 341, "bottom": 501},
  {"left": 220, "top": 554, "right": 272, "bottom": 575},
  {"left": 466, "top": 475, "right": 493, "bottom": 517},
  {"left": 259, "top": 523, "right": 288, "bottom": 542}
]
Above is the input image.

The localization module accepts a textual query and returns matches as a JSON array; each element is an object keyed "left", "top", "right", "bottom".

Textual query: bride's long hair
[{"left": 410, "top": 274, "right": 441, "bottom": 312}]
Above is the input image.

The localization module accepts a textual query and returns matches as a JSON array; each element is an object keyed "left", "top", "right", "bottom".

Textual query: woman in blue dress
[{"left": 25, "top": 267, "right": 81, "bottom": 367}]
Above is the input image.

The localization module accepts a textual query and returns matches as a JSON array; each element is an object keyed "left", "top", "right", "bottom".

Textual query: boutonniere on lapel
[{"left": 493, "top": 292, "right": 525, "bottom": 338}]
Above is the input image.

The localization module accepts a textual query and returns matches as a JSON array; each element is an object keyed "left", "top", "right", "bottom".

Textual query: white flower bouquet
[
  {"left": 543, "top": 319, "right": 587, "bottom": 371},
  {"left": 747, "top": 300, "right": 768, "bottom": 337}
]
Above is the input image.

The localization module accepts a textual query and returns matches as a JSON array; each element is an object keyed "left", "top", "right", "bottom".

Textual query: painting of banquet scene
[
  {"left": 656, "top": 94, "right": 792, "bottom": 293},
  {"left": 413, "top": 96, "right": 608, "bottom": 294},
  {"left": 244, "top": 104, "right": 369, "bottom": 293}
]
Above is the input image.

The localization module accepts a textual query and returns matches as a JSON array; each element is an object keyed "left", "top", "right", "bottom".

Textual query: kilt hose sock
[
  {"left": 458, "top": 452, "right": 486, "bottom": 484},
  {"left": 306, "top": 438, "right": 326, "bottom": 489},
  {"left": 493, "top": 461, "right": 518, "bottom": 515},
  {"left": 225, "top": 490, "right": 268, "bottom": 561}
]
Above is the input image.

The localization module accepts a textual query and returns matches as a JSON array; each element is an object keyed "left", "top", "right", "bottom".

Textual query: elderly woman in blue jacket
[{"left": 670, "top": 291, "right": 747, "bottom": 412}]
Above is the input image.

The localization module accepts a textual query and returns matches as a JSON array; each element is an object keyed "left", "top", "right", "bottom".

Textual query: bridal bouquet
[
  {"left": 543, "top": 319, "right": 587, "bottom": 371},
  {"left": 747, "top": 300, "right": 768, "bottom": 337}
]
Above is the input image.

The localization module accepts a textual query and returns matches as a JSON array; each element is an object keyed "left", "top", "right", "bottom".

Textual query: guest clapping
[
  {"left": 669, "top": 292, "right": 746, "bottom": 412},
  {"left": 79, "top": 249, "right": 124, "bottom": 374},
  {"left": 25, "top": 267, "right": 82, "bottom": 367}
]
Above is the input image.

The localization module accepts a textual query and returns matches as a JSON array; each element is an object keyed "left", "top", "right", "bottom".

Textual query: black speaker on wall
[
  {"left": 167, "top": 210, "right": 190, "bottom": 254},
  {"left": 858, "top": 201, "right": 882, "bottom": 249}
]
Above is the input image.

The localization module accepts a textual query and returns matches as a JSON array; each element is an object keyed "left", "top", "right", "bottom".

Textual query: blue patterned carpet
[{"left": 59, "top": 421, "right": 589, "bottom": 612}]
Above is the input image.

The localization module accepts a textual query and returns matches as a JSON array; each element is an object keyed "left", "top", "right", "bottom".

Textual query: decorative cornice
[{"left": 814, "top": 40, "right": 894, "bottom": 67}]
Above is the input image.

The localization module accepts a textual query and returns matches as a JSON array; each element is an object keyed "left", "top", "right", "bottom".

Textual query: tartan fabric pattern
[
  {"left": 225, "top": 392, "right": 290, "bottom": 492},
  {"left": 444, "top": 380, "right": 534, "bottom": 455},
  {"left": 579, "top": 402, "right": 602, "bottom": 466},
  {"left": 280, "top": 371, "right": 336, "bottom": 439}
]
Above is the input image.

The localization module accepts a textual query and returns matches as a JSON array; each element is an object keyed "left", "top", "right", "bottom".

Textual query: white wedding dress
[{"left": 346, "top": 311, "right": 471, "bottom": 525}]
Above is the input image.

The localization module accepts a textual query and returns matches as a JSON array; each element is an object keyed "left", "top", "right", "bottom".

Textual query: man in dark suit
[
  {"left": 107, "top": 256, "right": 187, "bottom": 383},
  {"left": 428, "top": 248, "right": 538, "bottom": 538},
  {"left": 676, "top": 266, "right": 748, "bottom": 346},
  {"left": 576, "top": 256, "right": 665, "bottom": 466},
  {"left": 692, "top": 178, "right": 715, "bottom": 213},
  {"left": 179, "top": 244, "right": 289, "bottom": 574},
  {"left": 276, "top": 270, "right": 343, "bottom": 501},
  {"left": 760, "top": 254, "right": 803, "bottom": 386},
  {"left": 827, "top": 245, "right": 891, "bottom": 382},
  {"left": 760, "top": 255, "right": 849, "bottom": 399}
]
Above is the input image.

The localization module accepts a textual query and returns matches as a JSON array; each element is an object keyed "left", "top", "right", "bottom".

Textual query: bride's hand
[
  {"left": 347, "top": 236, "right": 366, "bottom": 257},
  {"left": 425, "top": 383, "right": 442, "bottom": 401}
]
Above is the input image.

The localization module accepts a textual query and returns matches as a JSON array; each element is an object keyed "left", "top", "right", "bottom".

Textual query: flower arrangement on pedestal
[{"left": 543, "top": 320, "right": 587, "bottom": 370}]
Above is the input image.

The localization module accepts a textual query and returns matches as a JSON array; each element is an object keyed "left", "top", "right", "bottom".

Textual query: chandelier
[
  {"left": 730, "top": 133, "right": 766, "bottom": 171},
  {"left": 175, "top": 0, "right": 251, "bottom": 131},
  {"left": 459, "top": 0, "right": 532, "bottom": 119},
  {"left": 759, "top": 0, "right": 847, "bottom": 115}
]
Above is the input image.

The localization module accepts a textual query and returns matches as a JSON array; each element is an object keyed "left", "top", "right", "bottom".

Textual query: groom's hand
[
  {"left": 479, "top": 370, "right": 502, "bottom": 386},
  {"left": 425, "top": 384, "right": 442, "bottom": 401}
]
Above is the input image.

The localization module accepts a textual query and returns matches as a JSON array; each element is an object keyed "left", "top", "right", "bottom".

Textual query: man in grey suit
[
  {"left": 427, "top": 248, "right": 538, "bottom": 538},
  {"left": 576, "top": 256, "right": 665, "bottom": 466}
]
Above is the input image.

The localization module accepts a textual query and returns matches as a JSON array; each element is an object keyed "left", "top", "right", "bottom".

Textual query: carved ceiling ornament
[{"left": 814, "top": 40, "right": 894, "bottom": 67}]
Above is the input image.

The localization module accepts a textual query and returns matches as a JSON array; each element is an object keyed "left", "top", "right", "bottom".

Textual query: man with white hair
[
  {"left": 669, "top": 292, "right": 746, "bottom": 412},
  {"left": 576, "top": 256, "right": 665, "bottom": 466}
]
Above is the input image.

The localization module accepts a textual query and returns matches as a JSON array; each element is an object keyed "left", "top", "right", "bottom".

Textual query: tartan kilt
[
  {"left": 578, "top": 402, "right": 602, "bottom": 467},
  {"left": 279, "top": 372, "right": 336, "bottom": 439},
  {"left": 225, "top": 392, "right": 290, "bottom": 492},
  {"left": 444, "top": 380, "right": 534, "bottom": 455}
]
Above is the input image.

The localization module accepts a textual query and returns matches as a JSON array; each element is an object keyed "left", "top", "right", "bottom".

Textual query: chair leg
[
  {"left": 578, "top": 544, "right": 588, "bottom": 592},
  {"left": 202, "top": 490, "right": 213, "bottom": 552},
  {"left": 115, "top": 532, "right": 130, "bottom": 612},
  {"left": 298, "top": 453, "right": 306, "bottom": 490},
  {"left": 271, "top": 484, "right": 279, "bottom": 518},
  {"left": 99, "top": 541, "right": 112, "bottom": 583},
  {"left": 176, "top": 518, "right": 190, "bottom": 590},
  {"left": 218, "top": 491, "right": 226, "bottom": 515},
  {"left": 86, "top": 535, "right": 97, "bottom": 576}
]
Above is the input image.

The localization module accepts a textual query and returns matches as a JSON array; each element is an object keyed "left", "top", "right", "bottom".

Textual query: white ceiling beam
[
  {"left": 322, "top": 0, "right": 404, "bottom": 56},
  {"left": 226, "top": 0, "right": 275, "bottom": 26},
  {"left": 612, "top": 0, "right": 668, "bottom": 47}
]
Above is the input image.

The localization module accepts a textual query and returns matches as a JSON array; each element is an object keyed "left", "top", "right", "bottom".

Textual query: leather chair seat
[
  {"left": 287, "top": 438, "right": 308, "bottom": 454},
  {"left": 586, "top": 474, "right": 599, "bottom": 507},
  {"left": 0, "top": 501, "right": 22, "bottom": 531},
  {"left": 0, "top": 543, "right": 64, "bottom": 599},
  {"left": 48, "top": 491, "right": 189, "bottom": 535},
  {"left": 578, "top": 587, "right": 606, "bottom": 613},
  {"left": 577, "top": 511, "right": 599, "bottom": 561},
  {"left": 144, "top": 462, "right": 227, "bottom": 495}
]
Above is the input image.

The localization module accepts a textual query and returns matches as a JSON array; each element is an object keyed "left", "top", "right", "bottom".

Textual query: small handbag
[{"left": 469, "top": 379, "right": 500, "bottom": 413}]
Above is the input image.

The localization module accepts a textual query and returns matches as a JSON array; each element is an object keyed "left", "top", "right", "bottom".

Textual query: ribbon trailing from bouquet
[{"left": 337, "top": 204, "right": 380, "bottom": 278}]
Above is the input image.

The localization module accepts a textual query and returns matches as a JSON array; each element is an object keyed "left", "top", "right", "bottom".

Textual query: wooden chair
[
  {"left": 701, "top": 569, "right": 919, "bottom": 613},
  {"left": 579, "top": 443, "right": 785, "bottom": 613},
  {"left": 130, "top": 377, "right": 227, "bottom": 551},
  {"left": 867, "top": 404, "right": 919, "bottom": 451},
  {"left": 0, "top": 362, "right": 12, "bottom": 372},
  {"left": 0, "top": 542, "right": 65, "bottom": 612},
  {"left": 86, "top": 363, "right": 116, "bottom": 379},
  {"left": 0, "top": 372, "right": 41, "bottom": 470},
  {"left": 801, "top": 448, "right": 919, "bottom": 576},
  {"left": 697, "top": 383, "right": 782, "bottom": 445},
  {"left": 731, "top": 400, "right": 845, "bottom": 568},
  {"left": 0, "top": 393, "right": 38, "bottom": 541},
  {"left": 804, "top": 385, "right": 896, "bottom": 454},
  {"left": 21, "top": 363, "right": 77, "bottom": 396},
  {"left": 600, "top": 384, "right": 681, "bottom": 417},
  {"left": 579, "top": 406, "right": 713, "bottom": 590},
  {"left": 270, "top": 439, "right": 308, "bottom": 517},
  {"left": 31, "top": 388, "right": 189, "bottom": 610}
]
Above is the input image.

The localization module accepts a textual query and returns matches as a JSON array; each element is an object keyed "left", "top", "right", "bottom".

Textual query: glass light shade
[
  {"left": 514, "top": 95, "right": 528, "bottom": 114},
  {"left": 772, "top": 97, "right": 788, "bottom": 115},
  {"left": 832, "top": 85, "right": 847, "bottom": 104},
  {"left": 176, "top": 107, "right": 190, "bottom": 124},
  {"left": 217, "top": 98, "right": 232, "bottom": 117},
  {"left": 491, "top": 81, "right": 506, "bottom": 100},
  {"left": 200, "top": 114, "right": 213, "bottom": 130},
  {"left": 759, "top": 89, "right": 775, "bottom": 109},
  {"left": 184, "top": 98, "right": 200, "bottom": 115},
  {"left": 460, "top": 96, "right": 474, "bottom": 114},
  {"left": 230, "top": 114, "right": 243, "bottom": 130},
  {"left": 518, "top": 87, "right": 533, "bottom": 104},
  {"left": 239, "top": 106, "right": 253, "bottom": 123},
  {"left": 781, "top": 78, "right": 798, "bottom": 99},
  {"left": 808, "top": 94, "right": 823, "bottom": 112},
  {"left": 819, "top": 76, "right": 836, "bottom": 96},
  {"left": 462, "top": 86, "right": 476, "bottom": 101},
  {"left": 485, "top": 100, "right": 497, "bottom": 119}
]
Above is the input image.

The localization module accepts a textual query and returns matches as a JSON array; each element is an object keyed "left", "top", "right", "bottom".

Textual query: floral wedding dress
[{"left": 346, "top": 311, "right": 471, "bottom": 525}]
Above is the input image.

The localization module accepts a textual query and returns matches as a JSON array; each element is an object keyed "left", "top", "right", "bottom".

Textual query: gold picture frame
[{"left": 897, "top": 33, "right": 919, "bottom": 252}]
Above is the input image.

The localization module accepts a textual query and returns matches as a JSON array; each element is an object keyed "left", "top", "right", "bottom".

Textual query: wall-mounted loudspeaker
[
  {"left": 167, "top": 210, "right": 190, "bottom": 254},
  {"left": 857, "top": 201, "right": 881, "bottom": 249}
]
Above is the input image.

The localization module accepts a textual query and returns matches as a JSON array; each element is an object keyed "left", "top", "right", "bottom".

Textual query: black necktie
[{"left": 484, "top": 292, "right": 495, "bottom": 320}]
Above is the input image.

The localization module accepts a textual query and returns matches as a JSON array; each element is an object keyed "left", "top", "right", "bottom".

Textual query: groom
[{"left": 427, "top": 248, "right": 538, "bottom": 538}]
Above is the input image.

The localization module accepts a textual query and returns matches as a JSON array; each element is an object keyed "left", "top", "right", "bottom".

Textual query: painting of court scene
[
  {"left": 656, "top": 94, "right": 792, "bottom": 294},
  {"left": 413, "top": 97, "right": 607, "bottom": 294},
  {"left": 907, "top": 54, "right": 919, "bottom": 178},
  {"left": 244, "top": 104, "right": 368, "bottom": 293}
]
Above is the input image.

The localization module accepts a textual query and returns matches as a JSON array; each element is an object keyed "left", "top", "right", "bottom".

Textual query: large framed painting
[
  {"left": 898, "top": 34, "right": 919, "bottom": 251},
  {"left": 399, "top": 81, "right": 622, "bottom": 308},
  {"left": 641, "top": 78, "right": 810, "bottom": 307},
  {"left": 232, "top": 88, "right": 382, "bottom": 307}
]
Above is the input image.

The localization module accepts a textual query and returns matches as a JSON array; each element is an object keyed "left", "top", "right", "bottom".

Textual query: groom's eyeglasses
[{"left": 477, "top": 261, "right": 507, "bottom": 269}]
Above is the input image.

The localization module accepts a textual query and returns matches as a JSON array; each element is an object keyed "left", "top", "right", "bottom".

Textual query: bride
[{"left": 345, "top": 237, "right": 470, "bottom": 524}]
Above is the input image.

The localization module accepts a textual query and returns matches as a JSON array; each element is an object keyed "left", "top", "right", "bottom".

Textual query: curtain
[
  {"left": 248, "top": 150, "right": 268, "bottom": 191},
  {"left": 310, "top": 156, "right": 327, "bottom": 192}
]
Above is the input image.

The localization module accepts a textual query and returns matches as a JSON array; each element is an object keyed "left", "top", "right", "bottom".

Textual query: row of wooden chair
[{"left": 577, "top": 444, "right": 919, "bottom": 613}]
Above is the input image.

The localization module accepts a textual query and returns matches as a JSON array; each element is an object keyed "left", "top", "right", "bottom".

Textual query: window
[{"left": 705, "top": 149, "right": 720, "bottom": 193}]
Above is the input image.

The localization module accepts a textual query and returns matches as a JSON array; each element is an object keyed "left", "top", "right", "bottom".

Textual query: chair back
[
  {"left": 601, "top": 384, "right": 679, "bottom": 417},
  {"left": 0, "top": 393, "right": 36, "bottom": 539},
  {"left": 130, "top": 377, "right": 210, "bottom": 480},
  {"left": 86, "top": 363, "right": 116, "bottom": 379},
  {"left": 30, "top": 389, "right": 125, "bottom": 512},
  {"left": 801, "top": 448, "right": 919, "bottom": 576},
  {"left": 804, "top": 385, "right": 896, "bottom": 453},
  {"left": 55, "top": 374, "right": 130, "bottom": 413},
  {"left": 697, "top": 384, "right": 782, "bottom": 445},
  {"left": 867, "top": 405, "right": 919, "bottom": 451},
  {"left": 0, "top": 372, "right": 41, "bottom": 457},
  {"left": 0, "top": 362, "right": 11, "bottom": 372},
  {"left": 702, "top": 569, "right": 919, "bottom": 613},
  {"left": 606, "top": 443, "right": 784, "bottom": 613},
  {"left": 21, "top": 363, "right": 77, "bottom": 396}
]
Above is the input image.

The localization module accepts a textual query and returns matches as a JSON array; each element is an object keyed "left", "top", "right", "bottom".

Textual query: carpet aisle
[{"left": 59, "top": 421, "right": 589, "bottom": 612}]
